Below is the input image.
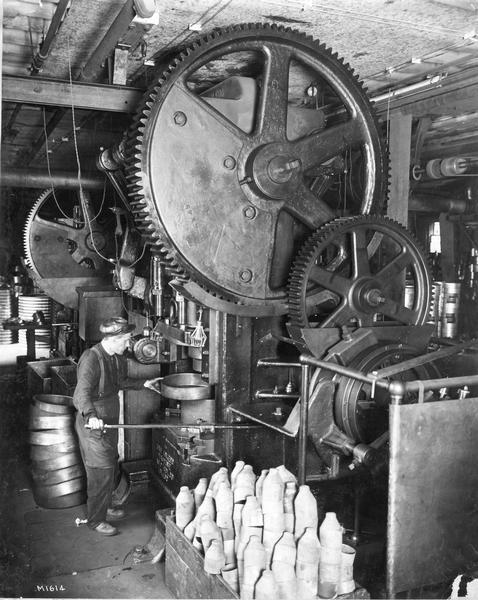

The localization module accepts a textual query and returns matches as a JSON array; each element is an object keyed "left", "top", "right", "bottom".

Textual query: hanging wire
[
  {"left": 43, "top": 107, "right": 74, "bottom": 220},
  {"left": 67, "top": 36, "right": 110, "bottom": 263},
  {"left": 142, "top": 0, "right": 235, "bottom": 64},
  {"left": 264, "top": 0, "right": 465, "bottom": 36}
]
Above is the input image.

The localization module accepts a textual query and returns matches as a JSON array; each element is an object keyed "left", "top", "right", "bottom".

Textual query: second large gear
[
  {"left": 126, "top": 23, "right": 388, "bottom": 309},
  {"left": 288, "top": 215, "right": 432, "bottom": 333}
]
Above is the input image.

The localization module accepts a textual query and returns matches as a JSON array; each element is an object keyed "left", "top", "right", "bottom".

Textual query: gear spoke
[
  {"left": 305, "top": 289, "right": 338, "bottom": 313},
  {"left": 379, "top": 298, "right": 418, "bottom": 324},
  {"left": 376, "top": 249, "right": 412, "bottom": 283},
  {"left": 177, "top": 81, "right": 248, "bottom": 145},
  {"left": 284, "top": 184, "right": 336, "bottom": 228},
  {"left": 351, "top": 227, "right": 370, "bottom": 277},
  {"left": 320, "top": 302, "right": 355, "bottom": 328},
  {"left": 292, "top": 119, "right": 363, "bottom": 170},
  {"left": 309, "top": 264, "right": 350, "bottom": 296},
  {"left": 257, "top": 43, "right": 290, "bottom": 140},
  {"left": 33, "top": 216, "right": 71, "bottom": 234}
]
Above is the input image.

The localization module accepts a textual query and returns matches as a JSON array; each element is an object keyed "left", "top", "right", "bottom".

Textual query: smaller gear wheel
[{"left": 288, "top": 216, "right": 431, "bottom": 333}]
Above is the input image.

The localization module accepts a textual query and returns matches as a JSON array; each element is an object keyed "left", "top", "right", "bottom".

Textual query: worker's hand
[
  {"left": 144, "top": 379, "right": 157, "bottom": 391},
  {"left": 87, "top": 416, "right": 104, "bottom": 430}
]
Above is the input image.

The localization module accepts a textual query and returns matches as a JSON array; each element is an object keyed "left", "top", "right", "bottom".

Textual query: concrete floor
[{"left": 0, "top": 356, "right": 174, "bottom": 599}]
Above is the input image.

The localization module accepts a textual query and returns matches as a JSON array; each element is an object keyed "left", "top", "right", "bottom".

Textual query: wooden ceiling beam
[
  {"left": 2, "top": 75, "right": 143, "bottom": 113},
  {"left": 373, "top": 70, "right": 478, "bottom": 118}
]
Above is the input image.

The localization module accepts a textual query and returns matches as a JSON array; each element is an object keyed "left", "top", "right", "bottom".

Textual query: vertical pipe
[
  {"left": 0, "top": 0, "right": 3, "bottom": 172},
  {"left": 298, "top": 363, "right": 310, "bottom": 485},
  {"left": 30, "top": 0, "right": 72, "bottom": 75}
]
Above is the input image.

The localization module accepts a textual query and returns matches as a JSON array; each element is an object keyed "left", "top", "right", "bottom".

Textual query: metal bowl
[{"left": 160, "top": 373, "right": 212, "bottom": 401}]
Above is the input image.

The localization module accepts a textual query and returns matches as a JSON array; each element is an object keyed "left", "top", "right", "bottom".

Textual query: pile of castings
[
  {"left": 176, "top": 463, "right": 358, "bottom": 599},
  {"left": 29, "top": 394, "right": 86, "bottom": 508}
]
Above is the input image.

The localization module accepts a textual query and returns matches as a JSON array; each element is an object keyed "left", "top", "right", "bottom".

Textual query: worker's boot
[
  {"left": 94, "top": 521, "right": 118, "bottom": 536},
  {"left": 106, "top": 507, "right": 126, "bottom": 520}
]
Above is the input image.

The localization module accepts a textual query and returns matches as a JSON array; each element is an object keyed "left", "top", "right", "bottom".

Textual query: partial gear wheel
[
  {"left": 23, "top": 188, "right": 114, "bottom": 308},
  {"left": 288, "top": 216, "right": 431, "bottom": 332},
  {"left": 126, "top": 23, "right": 388, "bottom": 309}
]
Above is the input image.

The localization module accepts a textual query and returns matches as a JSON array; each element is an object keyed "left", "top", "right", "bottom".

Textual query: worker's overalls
[{"left": 75, "top": 346, "right": 121, "bottom": 528}]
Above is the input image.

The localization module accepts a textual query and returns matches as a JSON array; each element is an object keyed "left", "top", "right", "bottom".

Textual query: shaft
[{"left": 102, "top": 423, "right": 260, "bottom": 430}]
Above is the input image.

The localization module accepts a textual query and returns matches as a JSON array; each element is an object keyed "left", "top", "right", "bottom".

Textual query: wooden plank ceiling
[{"left": 2, "top": 0, "right": 478, "bottom": 182}]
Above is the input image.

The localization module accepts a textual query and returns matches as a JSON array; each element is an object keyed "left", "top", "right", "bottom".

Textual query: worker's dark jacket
[{"left": 73, "top": 343, "right": 144, "bottom": 468}]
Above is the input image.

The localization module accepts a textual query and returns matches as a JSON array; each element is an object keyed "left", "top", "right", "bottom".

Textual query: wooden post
[{"left": 388, "top": 113, "right": 412, "bottom": 227}]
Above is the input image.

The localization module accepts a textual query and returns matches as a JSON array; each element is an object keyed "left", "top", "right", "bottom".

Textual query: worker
[{"left": 73, "top": 316, "right": 156, "bottom": 536}]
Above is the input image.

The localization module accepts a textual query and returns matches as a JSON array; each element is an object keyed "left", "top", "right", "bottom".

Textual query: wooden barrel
[{"left": 29, "top": 394, "right": 85, "bottom": 509}]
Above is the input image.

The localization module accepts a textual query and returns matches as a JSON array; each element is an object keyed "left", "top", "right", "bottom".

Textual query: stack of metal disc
[
  {"left": 29, "top": 394, "right": 86, "bottom": 509},
  {"left": 0, "top": 286, "right": 14, "bottom": 345},
  {"left": 18, "top": 294, "right": 52, "bottom": 357}
]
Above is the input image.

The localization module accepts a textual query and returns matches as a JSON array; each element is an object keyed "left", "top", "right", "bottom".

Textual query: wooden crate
[
  {"left": 164, "top": 515, "right": 369, "bottom": 600},
  {"left": 165, "top": 516, "right": 238, "bottom": 599}
]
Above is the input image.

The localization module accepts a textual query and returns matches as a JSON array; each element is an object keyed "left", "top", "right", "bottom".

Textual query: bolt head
[
  {"left": 223, "top": 155, "right": 236, "bottom": 170},
  {"left": 239, "top": 269, "right": 253, "bottom": 283},
  {"left": 243, "top": 205, "right": 257, "bottom": 220},
  {"left": 173, "top": 111, "right": 187, "bottom": 126}
]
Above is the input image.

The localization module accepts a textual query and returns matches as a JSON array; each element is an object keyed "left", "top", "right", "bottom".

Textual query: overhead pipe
[
  {"left": 409, "top": 194, "right": 469, "bottom": 214},
  {"left": 30, "top": 0, "right": 72, "bottom": 75},
  {"left": 1, "top": 169, "right": 104, "bottom": 189}
]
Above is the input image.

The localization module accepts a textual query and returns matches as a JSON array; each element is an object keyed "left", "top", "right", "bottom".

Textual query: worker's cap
[{"left": 99, "top": 317, "right": 135, "bottom": 338}]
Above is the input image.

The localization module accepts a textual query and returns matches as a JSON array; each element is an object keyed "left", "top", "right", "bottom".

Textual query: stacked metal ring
[{"left": 29, "top": 394, "right": 86, "bottom": 508}]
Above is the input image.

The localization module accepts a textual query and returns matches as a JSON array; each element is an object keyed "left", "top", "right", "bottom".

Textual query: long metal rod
[
  {"left": 300, "top": 354, "right": 390, "bottom": 388},
  {"left": 375, "top": 338, "right": 478, "bottom": 379},
  {"left": 257, "top": 358, "right": 301, "bottom": 368},
  {"left": 101, "top": 423, "right": 261, "bottom": 430},
  {"left": 1, "top": 169, "right": 104, "bottom": 189},
  {"left": 405, "top": 373, "right": 478, "bottom": 393},
  {"left": 298, "top": 363, "right": 310, "bottom": 485},
  {"left": 255, "top": 392, "right": 300, "bottom": 400},
  {"left": 30, "top": 0, "right": 72, "bottom": 75}
]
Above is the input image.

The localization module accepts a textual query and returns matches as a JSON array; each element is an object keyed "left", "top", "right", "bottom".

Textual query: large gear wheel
[
  {"left": 23, "top": 188, "right": 114, "bottom": 308},
  {"left": 288, "top": 215, "right": 431, "bottom": 332},
  {"left": 126, "top": 23, "right": 388, "bottom": 309}
]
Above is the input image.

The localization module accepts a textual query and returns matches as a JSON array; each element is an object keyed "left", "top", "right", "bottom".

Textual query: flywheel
[
  {"left": 126, "top": 23, "right": 388, "bottom": 309},
  {"left": 310, "top": 342, "right": 441, "bottom": 445},
  {"left": 23, "top": 188, "right": 115, "bottom": 308},
  {"left": 288, "top": 215, "right": 432, "bottom": 334}
]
